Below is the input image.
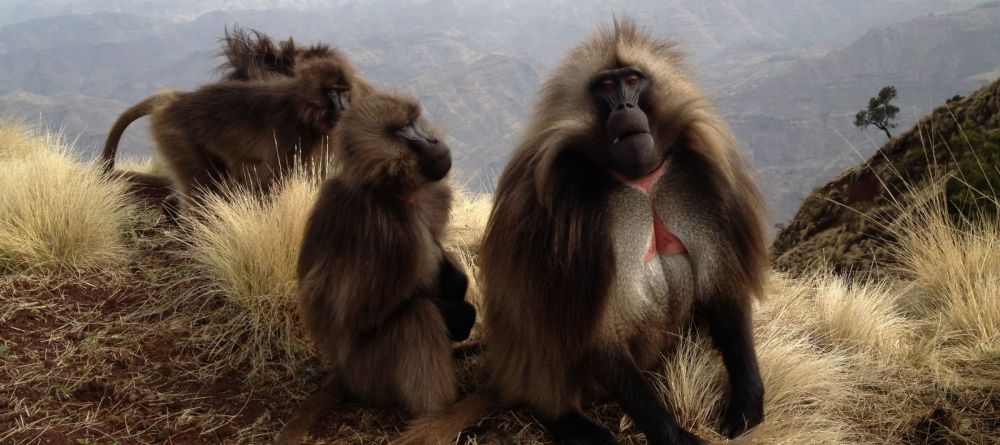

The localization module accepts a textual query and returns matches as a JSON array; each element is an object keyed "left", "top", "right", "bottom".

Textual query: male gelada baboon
[
  {"left": 216, "top": 26, "right": 343, "bottom": 82},
  {"left": 101, "top": 56, "right": 372, "bottom": 211},
  {"left": 278, "top": 92, "right": 476, "bottom": 444},
  {"left": 396, "top": 19, "right": 768, "bottom": 445}
]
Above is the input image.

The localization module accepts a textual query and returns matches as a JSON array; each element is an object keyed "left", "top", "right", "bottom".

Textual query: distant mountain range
[
  {"left": 720, "top": 1, "right": 1000, "bottom": 221},
  {"left": 0, "top": 0, "right": 995, "bottom": 221}
]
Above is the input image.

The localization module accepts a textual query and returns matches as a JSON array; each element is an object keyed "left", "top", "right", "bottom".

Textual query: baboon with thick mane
[
  {"left": 277, "top": 92, "right": 476, "bottom": 444},
  {"left": 216, "top": 26, "right": 343, "bottom": 82},
  {"left": 396, "top": 18, "right": 768, "bottom": 445},
  {"left": 102, "top": 27, "right": 371, "bottom": 210},
  {"left": 101, "top": 56, "right": 372, "bottom": 212}
]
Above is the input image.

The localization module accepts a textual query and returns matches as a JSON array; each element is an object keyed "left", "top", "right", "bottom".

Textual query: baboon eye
[
  {"left": 602, "top": 79, "right": 615, "bottom": 91},
  {"left": 626, "top": 75, "right": 640, "bottom": 85}
]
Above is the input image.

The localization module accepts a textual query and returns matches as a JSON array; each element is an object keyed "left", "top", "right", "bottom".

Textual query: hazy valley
[{"left": 0, "top": 0, "right": 997, "bottom": 220}]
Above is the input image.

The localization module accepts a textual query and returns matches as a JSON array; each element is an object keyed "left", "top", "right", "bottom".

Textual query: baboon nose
[{"left": 419, "top": 142, "right": 452, "bottom": 181}]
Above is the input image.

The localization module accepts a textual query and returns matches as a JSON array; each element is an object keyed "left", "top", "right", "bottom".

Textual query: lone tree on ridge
[{"left": 854, "top": 85, "right": 900, "bottom": 139}]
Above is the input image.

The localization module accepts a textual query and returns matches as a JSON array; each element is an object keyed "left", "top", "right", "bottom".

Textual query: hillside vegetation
[
  {"left": 773, "top": 77, "right": 1000, "bottom": 275},
  {"left": 1, "top": 119, "right": 998, "bottom": 444}
]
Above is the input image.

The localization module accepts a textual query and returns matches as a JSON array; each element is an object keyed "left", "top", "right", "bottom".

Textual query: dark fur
[
  {"left": 216, "top": 26, "right": 340, "bottom": 82},
  {"left": 394, "top": 18, "right": 768, "bottom": 445},
  {"left": 101, "top": 27, "right": 370, "bottom": 211},
  {"left": 101, "top": 57, "right": 373, "bottom": 211},
  {"left": 280, "top": 92, "right": 475, "bottom": 444}
]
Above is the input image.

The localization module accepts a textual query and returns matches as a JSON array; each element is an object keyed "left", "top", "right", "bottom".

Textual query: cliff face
[{"left": 772, "top": 77, "right": 1000, "bottom": 274}]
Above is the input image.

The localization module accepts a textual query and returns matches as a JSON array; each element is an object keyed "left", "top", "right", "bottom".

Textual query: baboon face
[
  {"left": 296, "top": 59, "right": 355, "bottom": 123},
  {"left": 589, "top": 65, "right": 661, "bottom": 179},
  {"left": 337, "top": 94, "right": 452, "bottom": 187}
]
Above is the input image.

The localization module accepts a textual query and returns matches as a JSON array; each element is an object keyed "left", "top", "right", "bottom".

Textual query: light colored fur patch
[{"left": 603, "top": 179, "right": 694, "bottom": 343}]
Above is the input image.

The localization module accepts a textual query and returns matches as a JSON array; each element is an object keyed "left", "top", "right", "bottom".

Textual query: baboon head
[
  {"left": 293, "top": 57, "right": 364, "bottom": 131},
  {"left": 332, "top": 92, "right": 452, "bottom": 191}
]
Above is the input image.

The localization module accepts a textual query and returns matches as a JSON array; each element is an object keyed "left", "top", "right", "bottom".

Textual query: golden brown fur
[
  {"left": 101, "top": 57, "right": 374, "bottom": 211},
  {"left": 281, "top": 92, "right": 475, "bottom": 444},
  {"left": 395, "top": 18, "right": 767, "bottom": 445}
]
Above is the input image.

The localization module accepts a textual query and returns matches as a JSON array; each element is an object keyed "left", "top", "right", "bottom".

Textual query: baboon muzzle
[
  {"left": 328, "top": 88, "right": 351, "bottom": 114},
  {"left": 607, "top": 104, "right": 657, "bottom": 179},
  {"left": 416, "top": 140, "right": 452, "bottom": 181}
]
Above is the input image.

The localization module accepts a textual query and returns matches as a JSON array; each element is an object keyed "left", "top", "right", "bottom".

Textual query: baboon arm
[
  {"left": 299, "top": 181, "right": 422, "bottom": 335},
  {"left": 335, "top": 254, "right": 419, "bottom": 335},
  {"left": 432, "top": 248, "right": 475, "bottom": 341},
  {"left": 590, "top": 349, "right": 705, "bottom": 445},
  {"left": 431, "top": 298, "right": 475, "bottom": 342},
  {"left": 438, "top": 249, "right": 469, "bottom": 302},
  {"left": 697, "top": 299, "right": 764, "bottom": 438}
]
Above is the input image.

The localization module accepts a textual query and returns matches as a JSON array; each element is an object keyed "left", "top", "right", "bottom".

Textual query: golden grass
[
  {"left": 893, "top": 201, "right": 1000, "bottom": 344},
  {"left": 169, "top": 172, "right": 322, "bottom": 378},
  {"left": 445, "top": 187, "right": 493, "bottom": 312},
  {"left": 116, "top": 154, "right": 166, "bottom": 176},
  {"left": 0, "top": 122, "right": 136, "bottom": 273}
]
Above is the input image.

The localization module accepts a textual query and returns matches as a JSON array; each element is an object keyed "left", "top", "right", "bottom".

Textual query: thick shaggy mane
[
  {"left": 215, "top": 26, "right": 342, "bottom": 82},
  {"left": 505, "top": 16, "right": 768, "bottom": 300}
]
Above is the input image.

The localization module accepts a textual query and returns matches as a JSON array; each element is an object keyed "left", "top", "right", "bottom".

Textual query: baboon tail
[
  {"left": 274, "top": 376, "right": 345, "bottom": 445},
  {"left": 100, "top": 91, "right": 177, "bottom": 173},
  {"left": 392, "top": 393, "right": 495, "bottom": 445}
]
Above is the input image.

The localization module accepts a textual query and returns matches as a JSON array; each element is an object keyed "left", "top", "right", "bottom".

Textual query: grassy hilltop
[{"left": 1, "top": 96, "right": 998, "bottom": 444}]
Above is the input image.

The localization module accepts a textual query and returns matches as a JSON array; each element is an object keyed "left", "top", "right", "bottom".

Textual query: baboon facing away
[
  {"left": 396, "top": 19, "right": 768, "bottom": 445},
  {"left": 101, "top": 56, "right": 373, "bottom": 212},
  {"left": 216, "top": 26, "right": 344, "bottom": 82},
  {"left": 278, "top": 92, "right": 476, "bottom": 444}
]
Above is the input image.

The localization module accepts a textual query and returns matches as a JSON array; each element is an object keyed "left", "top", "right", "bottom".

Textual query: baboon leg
[
  {"left": 589, "top": 350, "right": 705, "bottom": 445},
  {"left": 391, "top": 298, "right": 458, "bottom": 416},
  {"left": 344, "top": 298, "right": 457, "bottom": 417},
  {"left": 700, "top": 300, "right": 764, "bottom": 438},
  {"left": 159, "top": 142, "right": 226, "bottom": 210},
  {"left": 544, "top": 411, "right": 616, "bottom": 445}
]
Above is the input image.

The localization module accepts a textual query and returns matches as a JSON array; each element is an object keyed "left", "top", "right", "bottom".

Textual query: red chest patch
[{"left": 612, "top": 163, "right": 687, "bottom": 261}]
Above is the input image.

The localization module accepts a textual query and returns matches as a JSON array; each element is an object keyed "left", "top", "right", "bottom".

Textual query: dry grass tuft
[
  {"left": 445, "top": 187, "right": 493, "bottom": 310},
  {"left": 169, "top": 172, "right": 322, "bottom": 378},
  {"left": 893, "top": 199, "right": 1000, "bottom": 344},
  {"left": 0, "top": 122, "right": 136, "bottom": 273},
  {"left": 814, "top": 277, "right": 912, "bottom": 356},
  {"left": 0, "top": 120, "right": 68, "bottom": 161}
]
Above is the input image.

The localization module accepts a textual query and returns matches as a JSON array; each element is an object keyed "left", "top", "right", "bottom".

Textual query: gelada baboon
[
  {"left": 277, "top": 92, "right": 476, "bottom": 444},
  {"left": 96, "top": 26, "right": 347, "bottom": 200},
  {"left": 216, "top": 26, "right": 344, "bottom": 82},
  {"left": 101, "top": 57, "right": 373, "bottom": 211},
  {"left": 396, "top": 19, "right": 768, "bottom": 445}
]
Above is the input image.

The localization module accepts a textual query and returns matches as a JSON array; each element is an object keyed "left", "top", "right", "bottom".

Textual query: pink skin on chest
[{"left": 612, "top": 163, "right": 687, "bottom": 261}]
